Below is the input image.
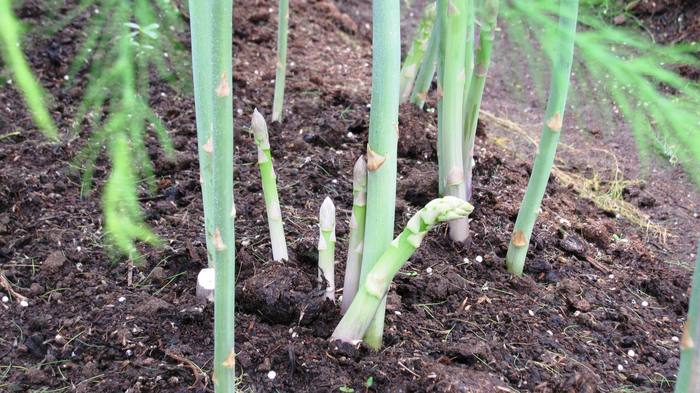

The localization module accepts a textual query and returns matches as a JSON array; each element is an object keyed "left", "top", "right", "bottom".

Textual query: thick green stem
[
  {"left": 675, "top": 241, "right": 700, "bottom": 393},
  {"left": 506, "top": 0, "right": 578, "bottom": 276},
  {"left": 251, "top": 109, "right": 288, "bottom": 261},
  {"left": 463, "top": 0, "right": 499, "bottom": 202},
  {"left": 359, "top": 0, "right": 401, "bottom": 350},
  {"left": 436, "top": 0, "right": 447, "bottom": 196},
  {"left": 319, "top": 197, "right": 336, "bottom": 301},
  {"left": 399, "top": 3, "right": 436, "bottom": 104},
  {"left": 410, "top": 14, "right": 440, "bottom": 110},
  {"left": 189, "top": 1, "right": 235, "bottom": 391},
  {"left": 271, "top": 0, "right": 289, "bottom": 122},
  {"left": 440, "top": 0, "right": 469, "bottom": 242},
  {"left": 0, "top": 0, "right": 58, "bottom": 141},
  {"left": 332, "top": 197, "right": 473, "bottom": 344},
  {"left": 341, "top": 157, "right": 367, "bottom": 313}
]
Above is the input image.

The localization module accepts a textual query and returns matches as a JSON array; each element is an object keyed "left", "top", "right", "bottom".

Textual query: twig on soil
[
  {"left": 0, "top": 131, "right": 21, "bottom": 141},
  {"left": 0, "top": 272, "right": 28, "bottom": 303},
  {"left": 165, "top": 349, "right": 209, "bottom": 389}
]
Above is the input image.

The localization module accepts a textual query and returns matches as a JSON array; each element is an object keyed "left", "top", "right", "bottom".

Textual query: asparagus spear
[
  {"left": 251, "top": 109, "right": 289, "bottom": 261},
  {"left": 675, "top": 241, "right": 700, "bottom": 393},
  {"left": 272, "top": 0, "right": 289, "bottom": 122},
  {"left": 399, "top": 2, "right": 436, "bottom": 104},
  {"left": 318, "top": 197, "right": 336, "bottom": 301},
  {"left": 341, "top": 157, "right": 368, "bottom": 313},
  {"left": 410, "top": 13, "right": 440, "bottom": 110},
  {"left": 332, "top": 196, "right": 473, "bottom": 344}
]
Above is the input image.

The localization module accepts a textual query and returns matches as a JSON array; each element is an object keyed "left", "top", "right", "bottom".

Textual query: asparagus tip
[
  {"left": 353, "top": 156, "right": 367, "bottom": 186},
  {"left": 320, "top": 197, "right": 335, "bottom": 231},
  {"left": 251, "top": 108, "right": 269, "bottom": 143}
]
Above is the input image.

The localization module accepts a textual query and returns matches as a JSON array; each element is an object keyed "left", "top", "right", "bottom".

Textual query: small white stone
[
  {"left": 63, "top": 75, "right": 70, "bottom": 81},
  {"left": 241, "top": 239, "right": 251, "bottom": 246},
  {"left": 475, "top": 255, "right": 483, "bottom": 263},
  {"left": 672, "top": 336, "right": 679, "bottom": 342},
  {"left": 332, "top": 179, "right": 338, "bottom": 184},
  {"left": 627, "top": 349, "right": 635, "bottom": 357},
  {"left": 20, "top": 300, "right": 29, "bottom": 307},
  {"left": 463, "top": 257, "right": 470, "bottom": 263},
  {"left": 641, "top": 301, "right": 649, "bottom": 307},
  {"left": 394, "top": 310, "right": 401, "bottom": 316},
  {"left": 126, "top": 349, "right": 133, "bottom": 356},
  {"left": 1, "top": 296, "right": 8, "bottom": 303},
  {"left": 426, "top": 267, "right": 433, "bottom": 274},
  {"left": 118, "top": 296, "right": 126, "bottom": 303},
  {"left": 546, "top": 330, "right": 553, "bottom": 336},
  {"left": 574, "top": 311, "right": 581, "bottom": 317},
  {"left": 196, "top": 268, "right": 216, "bottom": 302},
  {"left": 267, "top": 370, "right": 277, "bottom": 380},
  {"left": 608, "top": 274, "right": 614, "bottom": 279},
  {"left": 617, "top": 364, "right": 624, "bottom": 371},
  {"left": 528, "top": 310, "right": 535, "bottom": 316}
]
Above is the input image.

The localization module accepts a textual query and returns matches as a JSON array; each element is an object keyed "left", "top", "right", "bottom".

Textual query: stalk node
[
  {"left": 512, "top": 230, "right": 527, "bottom": 247},
  {"left": 215, "top": 72, "right": 230, "bottom": 97},
  {"left": 546, "top": 112, "right": 563, "bottom": 131},
  {"left": 366, "top": 147, "right": 386, "bottom": 171}
]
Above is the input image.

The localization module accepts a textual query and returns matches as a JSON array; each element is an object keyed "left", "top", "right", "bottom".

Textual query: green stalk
[
  {"left": 359, "top": 0, "right": 401, "bottom": 350},
  {"left": 188, "top": 1, "right": 235, "bottom": 391},
  {"left": 675, "top": 241, "right": 700, "bottom": 393},
  {"left": 251, "top": 109, "right": 289, "bottom": 261},
  {"left": 409, "top": 14, "right": 440, "bottom": 110},
  {"left": 461, "top": 0, "right": 475, "bottom": 120},
  {"left": 318, "top": 197, "right": 336, "bottom": 301},
  {"left": 440, "top": 0, "right": 469, "bottom": 242},
  {"left": 463, "top": 0, "right": 499, "bottom": 202},
  {"left": 332, "top": 196, "right": 473, "bottom": 344},
  {"left": 436, "top": 0, "right": 447, "bottom": 196},
  {"left": 271, "top": 0, "right": 289, "bottom": 122},
  {"left": 399, "top": 2, "right": 436, "bottom": 104},
  {"left": 341, "top": 157, "right": 367, "bottom": 313},
  {"left": 0, "top": 0, "right": 58, "bottom": 141},
  {"left": 505, "top": 0, "right": 579, "bottom": 276}
]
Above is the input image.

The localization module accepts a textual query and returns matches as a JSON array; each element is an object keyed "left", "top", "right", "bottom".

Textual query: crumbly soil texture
[{"left": 1, "top": 1, "right": 698, "bottom": 392}]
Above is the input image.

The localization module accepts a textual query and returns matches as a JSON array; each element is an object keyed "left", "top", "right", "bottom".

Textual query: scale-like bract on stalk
[
  {"left": 675, "top": 241, "right": 700, "bottom": 393},
  {"left": 0, "top": 0, "right": 58, "bottom": 140},
  {"left": 272, "top": 0, "right": 289, "bottom": 122},
  {"left": 332, "top": 197, "right": 473, "bottom": 345},
  {"left": 251, "top": 109, "right": 289, "bottom": 261},
  {"left": 189, "top": 1, "right": 236, "bottom": 392},
  {"left": 318, "top": 197, "right": 336, "bottom": 301},
  {"left": 439, "top": 0, "right": 470, "bottom": 242},
  {"left": 506, "top": 0, "right": 579, "bottom": 276},
  {"left": 359, "top": 0, "right": 401, "bottom": 351},
  {"left": 341, "top": 157, "right": 367, "bottom": 313},
  {"left": 463, "top": 0, "right": 500, "bottom": 202},
  {"left": 399, "top": 2, "right": 436, "bottom": 104}
]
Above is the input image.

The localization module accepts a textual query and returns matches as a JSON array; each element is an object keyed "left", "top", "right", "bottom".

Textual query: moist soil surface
[{"left": 1, "top": 1, "right": 699, "bottom": 392}]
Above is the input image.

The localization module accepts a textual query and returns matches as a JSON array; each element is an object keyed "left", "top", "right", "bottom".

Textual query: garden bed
[{"left": 0, "top": 0, "right": 698, "bottom": 392}]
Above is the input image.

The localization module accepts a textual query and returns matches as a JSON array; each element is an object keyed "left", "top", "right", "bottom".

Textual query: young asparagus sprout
[
  {"left": 675, "top": 242, "right": 700, "bottom": 393},
  {"left": 399, "top": 3, "right": 436, "bottom": 104},
  {"left": 506, "top": 0, "right": 579, "bottom": 276},
  {"left": 410, "top": 14, "right": 440, "bottom": 109},
  {"left": 251, "top": 109, "right": 289, "bottom": 261},
  {"left": 272, "top": 0, "right": 289, "bottom": 122},
  {"left": 439, "top": 0, "right": 470, "bottom": 242},
  {"left": 318, "top": 197, "right": 336, "bottom": 301},
  {"left": 331, "top": 196, "right": 473, "bottom": 345},
  {"left": 341, "top": 157, "right": 368, "bottom": 314}
]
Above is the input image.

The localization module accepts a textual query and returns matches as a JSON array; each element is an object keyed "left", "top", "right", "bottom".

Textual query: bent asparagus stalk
[
  {"left": 506, "top": 0, "right": 579, "bottom": 276},
  {"left": 341, "top": 157, "right": 368, "bottom": 313},
  {"left": 272, "top": 0, "right": 289, "bottom": 122},
  {"left": 399, "top": 2, "right": 436, "bottom": 104},
  {"left": 463, "top": 0, "right": 500, "bottom": 202},
  {"left": 251, "top": 109, "right": 289, "bottom": 261},
  {"left": 332, "top": 196, "right": 473, "bottom": 344},
  {"left": 675, "top": 241, "right": 700, "bottom": 393},
  {"left": 440, "top": 0, "right": 469, "bottom": 242},
  {"left": 318, "top": 197, "right": 336, "bottom": 301}
]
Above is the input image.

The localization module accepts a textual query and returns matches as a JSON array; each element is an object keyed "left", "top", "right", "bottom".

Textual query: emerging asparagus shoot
[
  {"left": 251, "top": 109, "right": 289, "bottom": 261},
  {"left": 675, "top": 241, "right": 700, "bottom": 393},
  {"left": 399, "top": 3, "right": 436, "bottom": 104},
  {"left": 506, "top": 0, "right": 579, "bottom": 276},
  {"left": 318, "top": 197, "right": 336, "bottom": 301},
  {"left": 332, "top": 196, "right": 474, "bottom": 344},
  {"left": 341, "top": 156, "right": 368, "bottom": 313},
  {"left": 272, "top": 0, "right": 289, "bottom": 122}
]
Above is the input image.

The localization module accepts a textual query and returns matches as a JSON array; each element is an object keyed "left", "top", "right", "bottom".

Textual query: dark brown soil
[{"left": 1, "top": 1, "right": 698, "bottom": 392}]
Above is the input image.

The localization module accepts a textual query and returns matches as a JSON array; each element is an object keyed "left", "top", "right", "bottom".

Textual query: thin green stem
[
  {"left": 252, "top": 109, "right": 288, "bottom": 261},
  {"left": 188, "top": 1, "right": 235, "bottom": 391},
  {"left": 436, "top": 0, "right": 447, "bottom": 196},
  {"left": 463, "top": 0, "right": 499, "bottom": 202},
  {"left": 400, "top": 2, "right": 436, "bottom": 104},
  {"left": 0, "top": 0, "right": 58, "bottom": 141},
  {"left": 359, "top": 0, "right": 401, "bottom": 350},
  {"left": 440, "top": 0, "right": 469, "bottom": 242},
  {"left": 341, "top": 157, "right": 367, "bottom": 313},
  {"left": 272, "top": 0, "right": 289, "bottom": 122},
  {"left": 410, "top": 14, "right": 440, "bottom": 110},
  {"left": 506, "top": 0, "right": 579, "bottom": 276},
  {"left": 675, "top": 240, "right": 700, "bottom": 393}
]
